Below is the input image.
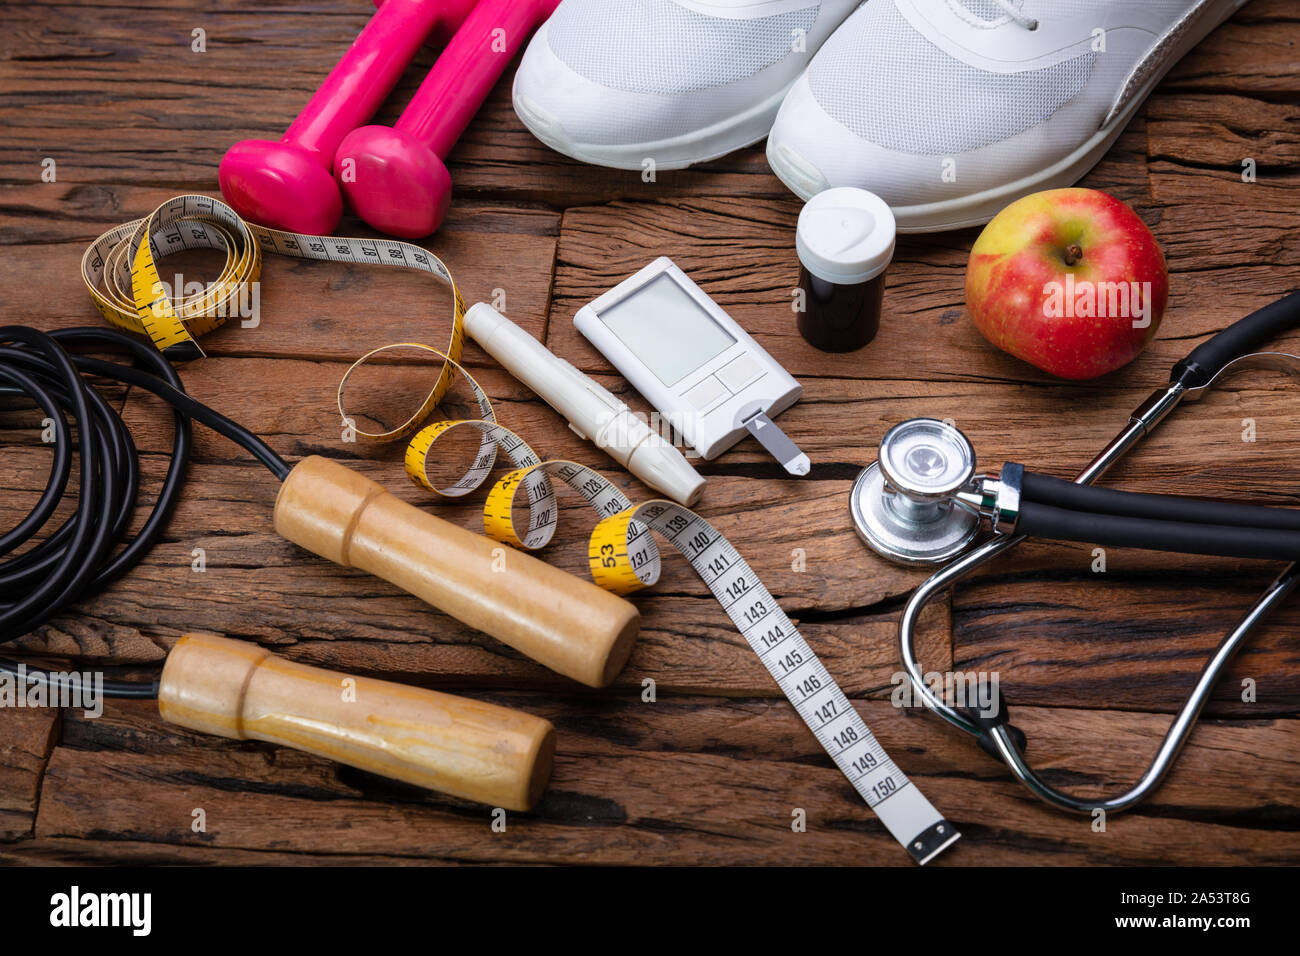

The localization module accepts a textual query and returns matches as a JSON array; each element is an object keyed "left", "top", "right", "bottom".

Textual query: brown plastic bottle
[{"left": 795, "top": 188, "right": 897, "bottom": 353}]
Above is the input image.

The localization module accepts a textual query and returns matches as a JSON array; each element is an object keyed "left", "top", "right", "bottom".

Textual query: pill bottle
[{"left": 795, "top": 188, "right": 896, "bottom": 353}]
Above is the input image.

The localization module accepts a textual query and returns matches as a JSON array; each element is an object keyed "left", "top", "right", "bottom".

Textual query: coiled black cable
[{"left": 0, "top": 326, "right": 289, "bottom": 699}]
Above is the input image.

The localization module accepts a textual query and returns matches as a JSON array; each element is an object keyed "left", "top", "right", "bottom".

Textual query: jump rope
[
  {"left": 1, "top": 194, "right": 968, "bottom": 860},
  {"left": 2, "top": 0, "right": 962, "bottom": 857},
  {"left": 0, "top": 325, "right": 289, "bottom": 699},
  {"left": 10, "top": 184, "right": 1300, "bottom": 861}
]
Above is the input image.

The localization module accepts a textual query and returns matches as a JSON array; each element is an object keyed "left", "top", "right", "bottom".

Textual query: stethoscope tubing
[
  {"left": 1018, "top": 469, "right": 1300, "bottom": 531},
  {"left": 1014, "top": 467, "right": 1300, "bottom": 560},
  {"left": 899, "top": 288, "right": 1300, "bottom": 814},
  {"left": 981, "top": 562, "right": 1300, "bottom": 814},
  {"left": 1016, "top": 499, "right": 1300, "bottom": 562},
  {"left": 1173, "top": 290, "right": 1300, "bottom": 389}
]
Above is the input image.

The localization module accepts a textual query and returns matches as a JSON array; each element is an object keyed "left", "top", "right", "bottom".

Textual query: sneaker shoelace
[{"left": 983, "top": 0, "right": 1040, "bottom": 30}]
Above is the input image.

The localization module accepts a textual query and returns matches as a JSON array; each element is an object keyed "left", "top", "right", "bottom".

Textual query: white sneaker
[
  {"left": 767, "top": 0, "right": 1250, "bottom": 232},
  {"left": 512, "top": 0, "right": 863, "bottom": 171}
]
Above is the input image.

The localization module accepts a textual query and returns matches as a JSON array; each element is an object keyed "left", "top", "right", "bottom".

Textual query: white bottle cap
[{"left": 796, "top": 187, "right": 897, "bottom": 286}]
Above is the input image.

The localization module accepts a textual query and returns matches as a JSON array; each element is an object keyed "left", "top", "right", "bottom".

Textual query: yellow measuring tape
[
  {"left": 342, "top": 344, "right": 956, "bottom": 860},
  {"left": 336, "top": 343, "right": 656, "bottom": 593},
  {"left": 81, "top": 194, "right": 463, "bottom": 436},
  {"left": 79, "top": 194, "right": 657, "bottom": 591},
  {"left": 84, "top": 194, "right": 955, "bottom": 859}
]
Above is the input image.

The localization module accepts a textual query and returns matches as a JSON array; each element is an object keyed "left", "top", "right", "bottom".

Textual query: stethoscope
[{"left": 850, "top": 290, "right": 1300, "bottom": 814}]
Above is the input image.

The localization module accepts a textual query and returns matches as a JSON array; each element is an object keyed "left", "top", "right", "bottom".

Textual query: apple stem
[{"left": 1064, "top": 243, "right": 1084, "bottom": 266}]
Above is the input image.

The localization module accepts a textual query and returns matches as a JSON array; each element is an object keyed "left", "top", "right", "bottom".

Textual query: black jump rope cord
[{"left": 0, "top": 326, "right": 288, "bottom": 700}]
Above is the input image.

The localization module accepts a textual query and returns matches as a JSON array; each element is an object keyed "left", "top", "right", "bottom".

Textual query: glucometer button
[
  {"left": 684, "top": 375, "right": 728, "bottom": 411},
  {"left": 717, "top": 353, "right": 762, "bottom": 392}
]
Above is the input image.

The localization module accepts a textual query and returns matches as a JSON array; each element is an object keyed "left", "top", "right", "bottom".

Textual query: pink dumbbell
[
  {"left": 219, "top": 0, "right": 478, "bottom": 236},
  {"left": 334, "top": 0, "right": 560, "bottom": 238}
]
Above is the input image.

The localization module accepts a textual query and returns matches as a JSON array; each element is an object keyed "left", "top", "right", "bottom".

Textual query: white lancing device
[
  {"left": 574, "top": 257, "right": 809, "bottom": 475},
  {"left": 464, "top": 303, "right": 707, "bottom": 506}
]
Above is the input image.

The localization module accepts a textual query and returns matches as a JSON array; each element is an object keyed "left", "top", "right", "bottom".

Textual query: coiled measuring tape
[
  {"left": 82, "top": 194, "right": 958, "bottom": 862},
  {"left": 81, "top": 195, "right": 464, "bottom": 424},
  {"left": 342, "top": 346, "right": 960, "bottom": 864}
]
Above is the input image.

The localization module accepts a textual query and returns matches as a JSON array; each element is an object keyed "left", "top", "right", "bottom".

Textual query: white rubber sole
[
  {"left": 768, "top": 0, "right": 1250, "bottom": 232},
  {"left": 514, "top": 80, "right": 796, "bottom": 172}
]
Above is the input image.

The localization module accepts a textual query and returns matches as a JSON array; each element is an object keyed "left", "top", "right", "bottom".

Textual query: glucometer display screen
[{"left": 596, "top": 273, "right": 736, "bottom": 386}]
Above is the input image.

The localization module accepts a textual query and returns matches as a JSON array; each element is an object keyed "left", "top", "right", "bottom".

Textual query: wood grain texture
[
  {"left": 29, "top": 698, "right": 1300, "bottom": 865},
  {"left": 0, "top": 710, "right": 58, "bottom": 841},
  {"left": 0, "top": 0, "right": 1297, "bottom": 865}
]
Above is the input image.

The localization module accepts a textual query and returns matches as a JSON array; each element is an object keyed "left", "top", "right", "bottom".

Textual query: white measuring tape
[
  {"left": 345, "top": 346, "right": 962, "bottom": 865},
  {"left": 82, "top": 195, "right": 959, "bottom": 863}
]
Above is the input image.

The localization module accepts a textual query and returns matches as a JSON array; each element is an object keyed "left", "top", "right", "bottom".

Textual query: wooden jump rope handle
[
  {"left": 272, "top": 456, "right": 640, "bottom": 688},
  {"left": 158, "top": 633, "right": 555, "bottom": 811}
]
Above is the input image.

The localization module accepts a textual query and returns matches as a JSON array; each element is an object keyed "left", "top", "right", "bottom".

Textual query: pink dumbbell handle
[
  {"left": 396, "top": 0, "right": 561, "bottom": 159},
  {"left": 284, "top": 0, "right": 475, "bottom": 164}
]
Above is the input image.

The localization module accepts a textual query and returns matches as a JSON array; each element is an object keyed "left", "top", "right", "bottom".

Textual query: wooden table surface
[{"left": 1, "top": 0, "right": 1297, "bottom": 866}]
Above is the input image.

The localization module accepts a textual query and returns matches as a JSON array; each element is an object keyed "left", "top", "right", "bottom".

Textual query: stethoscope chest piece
[{"left": 851, "top": 418, "right": 980, "bottom": 565}]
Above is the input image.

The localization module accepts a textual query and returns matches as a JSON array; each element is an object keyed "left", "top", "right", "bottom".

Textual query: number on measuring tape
[
  {"left": 82, "top": 195, "right": 465, "bottom": 441},
  {"left": 83, "top": 197, "right": 959, "bottom": 863},
  {"left": 354, "top": 345, "right": 960, "bottom": 864}
]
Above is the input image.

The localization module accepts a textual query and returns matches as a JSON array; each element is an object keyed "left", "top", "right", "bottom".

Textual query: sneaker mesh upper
[
  {"left": 958, "top": 0, "right": 1015, "bottom": 19},
  {"left": 808, "top": 1, "right": 1098, "bottom": 156},
  {"left": 547, "top": 0, "right": 821, "bottom": 96}
]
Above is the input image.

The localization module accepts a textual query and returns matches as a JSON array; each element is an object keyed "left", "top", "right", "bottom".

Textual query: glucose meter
[{"left": 575, "top": 257, "right": 809, "bottom": 474}]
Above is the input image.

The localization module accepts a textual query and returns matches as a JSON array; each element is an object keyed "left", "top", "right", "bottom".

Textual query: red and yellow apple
[{"left": 965, "top": 188, "right": 1169, "bottom": 380}]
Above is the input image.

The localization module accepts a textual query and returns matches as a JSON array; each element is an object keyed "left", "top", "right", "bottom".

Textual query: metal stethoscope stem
[
  {"left": 985, "top": 565, "right": 1298, "bottom": 813},
  {"left": 882, "top": 286, "right": 1300, "bottom": 816},
  {"left": 899, "top": 386, "right": 1178, "bottom": 742},
  {"left": 898, "top": 382, "right": 1300, "bottom": 812}
]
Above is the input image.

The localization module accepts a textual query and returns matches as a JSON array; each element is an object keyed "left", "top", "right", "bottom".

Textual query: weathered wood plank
[
  {"left": 951, "top": 560, "right": 1300, "bottom": 717},
  {"left": 1162, "top": 1, "right": 1300, "bottom": 96},
  {"left": 0, "top": 838, "right": 451, "bottom": 866},
  {"left": 1145, "top": 93, "right": 1300, "bottom": 195},
  {"left": 99, "top": 355, "right": 1300, "bottom": 505},
  {"left": 1, "top": 453, "right": 954, "bottom": 700},
  {"left": 5, "top": 355, "right": 1297, "bottom": 711},
  {"left": 3, "top": 1, "right": 1293, "bottom": 208},
  {"left": 30, "top": 698, "right": 1300, "bottom": 865},
  {"left": 0, "top": 709, "right": 58, "bottom": 841},
  {"left": 544, "top": 192, "right": 1300, "bottom": 387},
  {"left": 2, "top": 0, "right": 1296, "bottom": 868}
]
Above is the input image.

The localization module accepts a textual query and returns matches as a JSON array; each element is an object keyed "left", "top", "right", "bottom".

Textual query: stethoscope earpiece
[{"left": 851, "top": 418, "right": 980, "bottom": 565}]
